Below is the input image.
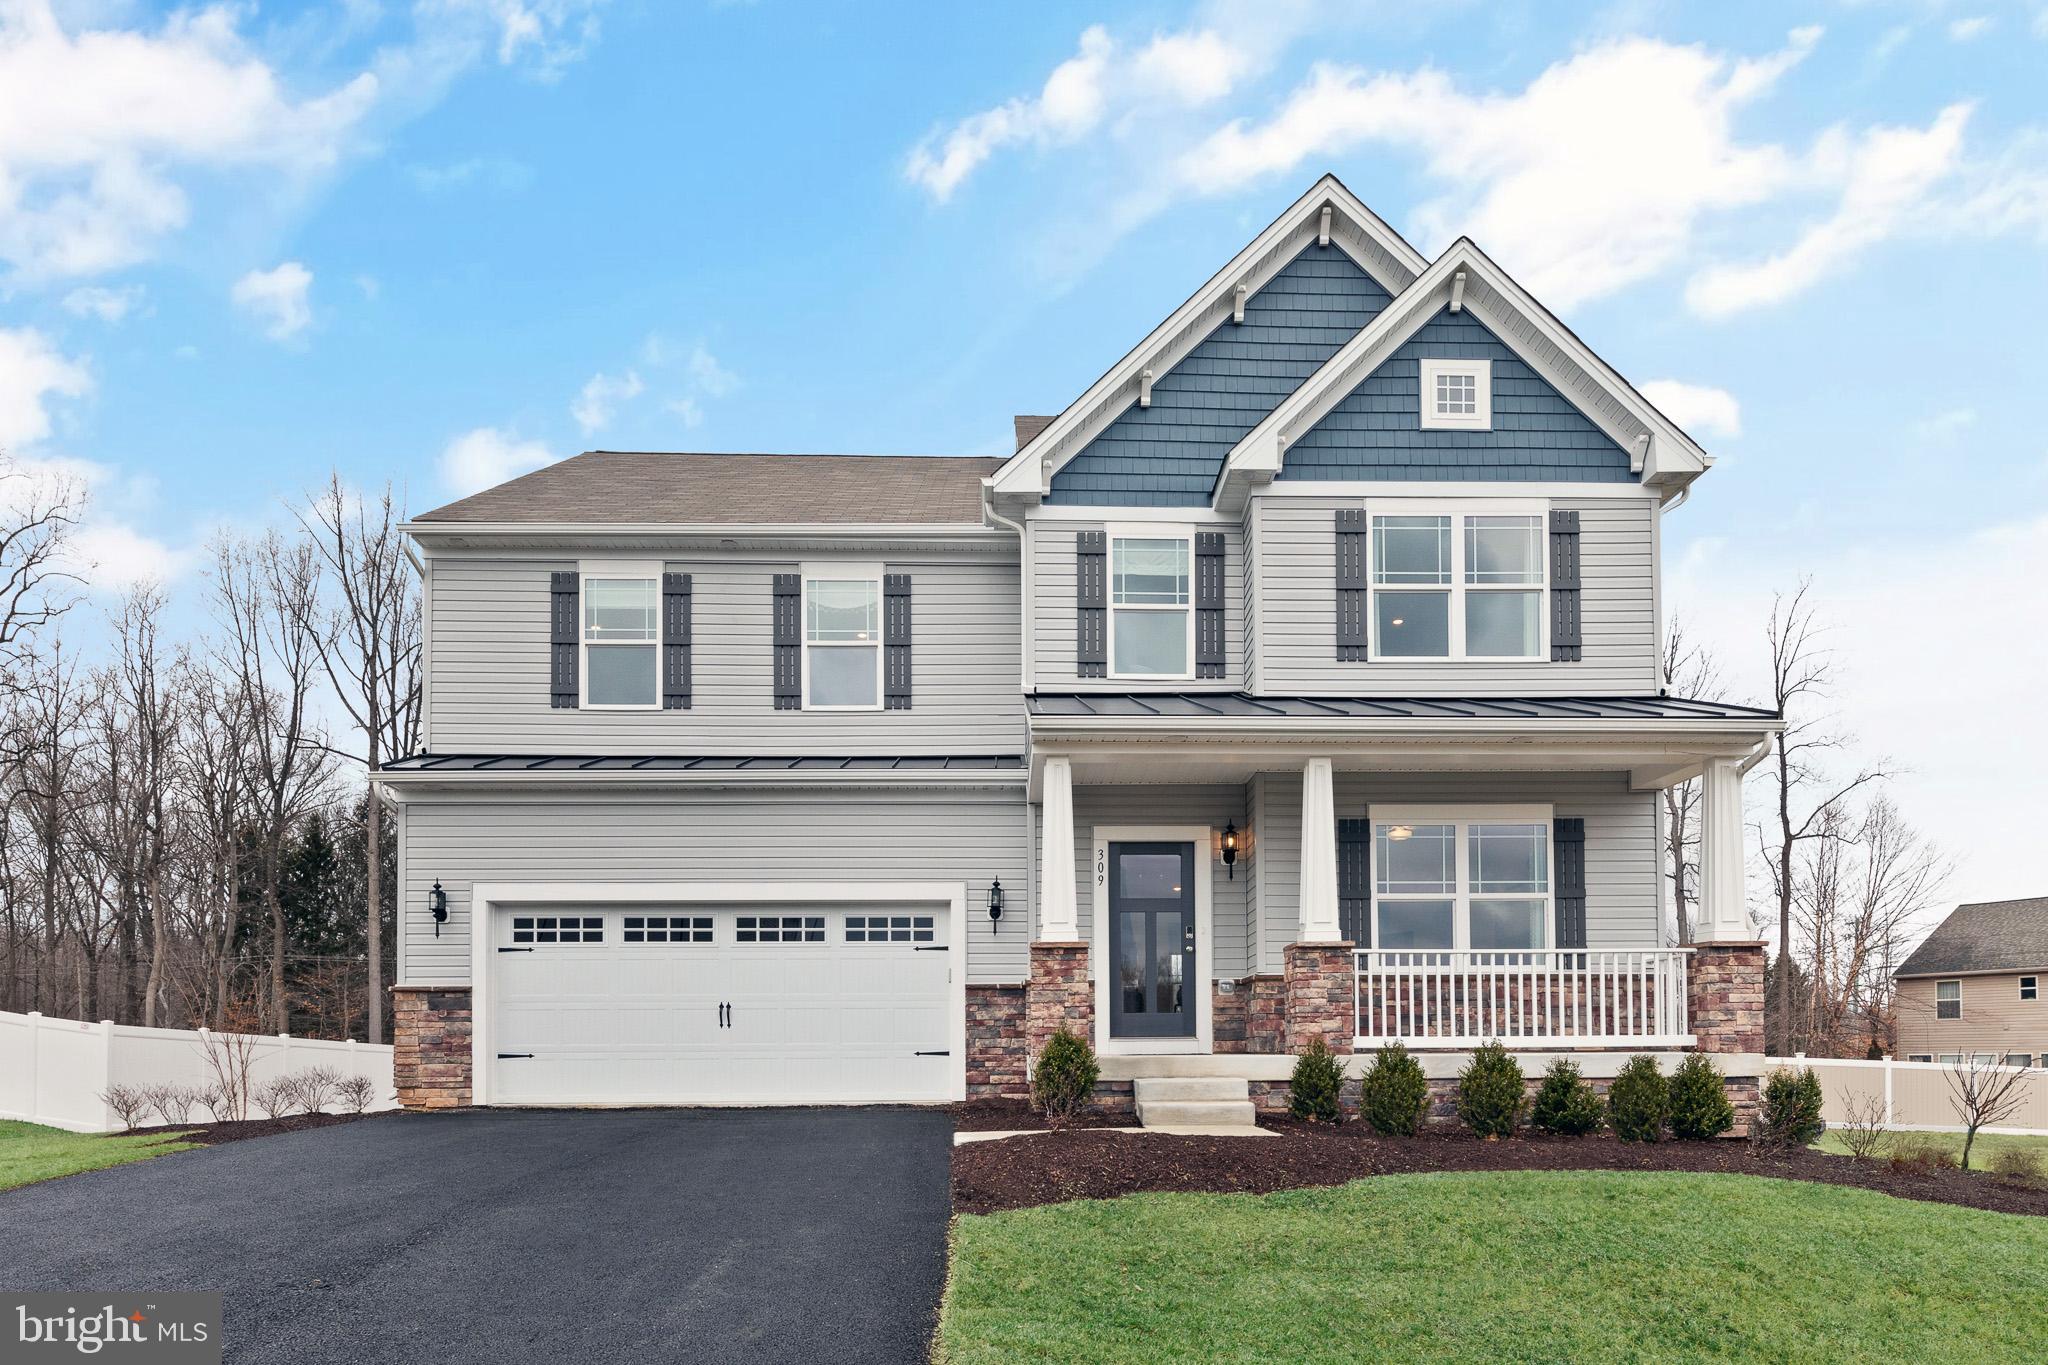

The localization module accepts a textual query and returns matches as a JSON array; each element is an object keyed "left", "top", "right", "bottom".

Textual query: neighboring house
[
  {"left": 1894, "top": 897, "right": 2048, "bottom": 1066},
  {"left": 380, "top": 175, "right": 1782, "bottom": 1126}
]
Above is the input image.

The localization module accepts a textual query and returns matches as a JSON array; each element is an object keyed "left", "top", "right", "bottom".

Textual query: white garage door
[{"left": 485, "top": 902, "right": 956, "bottom": 1105}]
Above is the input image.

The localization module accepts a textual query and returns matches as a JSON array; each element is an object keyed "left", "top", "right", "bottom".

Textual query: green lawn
[
  {"left": 940, "top": 1172, "right": 2048, "bottom": 1364},
  {"left": 1813, "top": 1130, "right": 2048, "bottom": 1166},
  {"left": 0, "top": 1120, "right": 198, "bottom": 1193}
]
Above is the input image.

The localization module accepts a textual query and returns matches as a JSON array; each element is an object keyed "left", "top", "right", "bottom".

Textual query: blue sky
[{"left": 4, "top": 0, "right": 2047, "bottom": 909}]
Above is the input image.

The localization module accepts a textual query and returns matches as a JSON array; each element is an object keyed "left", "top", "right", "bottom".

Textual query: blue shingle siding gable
[
  {"left": 1280, "top": 307, "right": 1636, "bottom": 483},
  {"left": 1047, "top": 244, "right": 1393, "bottom": 507}
]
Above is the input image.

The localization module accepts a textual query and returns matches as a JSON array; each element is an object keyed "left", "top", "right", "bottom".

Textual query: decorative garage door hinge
[
  {"left": 913, "top": 945, "right": 949, "bottom": 952},
  {"left": 914, "top": 1050, "right": 951, "bottom": 1057},
  {"left": 497, "top": 946, "right": 534, "bottom": 953},
  {"left": 496, "top": 1052, "right": 534, "bottom": 1059}
]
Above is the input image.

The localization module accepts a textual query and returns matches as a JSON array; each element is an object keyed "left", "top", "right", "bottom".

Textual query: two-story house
[
  {"left": 1894, "top": 897, "right": 2048, "bottom": 1066},
  {"left": 380, "top": 175, "right": 1781, "bottom": 1126}
]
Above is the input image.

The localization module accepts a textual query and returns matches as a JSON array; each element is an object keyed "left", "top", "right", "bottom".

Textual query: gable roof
[
  {"left": 1214, "top": 237, "right": 1712, "bottom": 512},
  {"left": 1896, "top": 898, "right": 2048, "bottom": 978},
  {"left": 986, "top": 174, "right": 1428, "bottom": 503},
  {"left": 413, "top": 451, "right": 1003, "bottom": 526}
]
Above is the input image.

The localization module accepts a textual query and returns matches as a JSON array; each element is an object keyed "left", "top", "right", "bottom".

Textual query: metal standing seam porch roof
[
  {"left": 378, "top": 754, "right": 1027, "bottom": 773},
  {"left": 1026, "top": 693, "right": 1782, "bottom": 722}
]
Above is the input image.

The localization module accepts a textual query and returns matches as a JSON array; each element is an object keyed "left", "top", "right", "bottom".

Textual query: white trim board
[
  {"left": 1089, "top": 825, "right": 1216, "bottom": 1057},
  {"left": 466, "top": 880, "right": 968, "bottom": 1107}
]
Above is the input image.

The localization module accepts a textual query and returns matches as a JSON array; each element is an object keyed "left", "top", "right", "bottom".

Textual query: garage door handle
[
  {"left": 496, "top": 1053, "right": 533, "bottom": 1059},
  {"left": 914, "top": 1050, "right": 950, "bottom": 1056},
  {"left": 497, "top": 947, "right": 534, "bottom": 953},
  {"left": 913, "top": 945, "right": 948, "bottom": 952}
]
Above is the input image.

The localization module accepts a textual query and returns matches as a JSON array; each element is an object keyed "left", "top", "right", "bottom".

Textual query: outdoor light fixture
[
  {"left": 1221, "top": 820, "right": 1239, "bottom": 878},
  {"left": 429, "top": 881, "right": 449, "bottom": 937},
  {"left": 987, "top": 878, "right": 1005, "bottom": 932},
  {"left": 1387, "top": 825, "right": 1414, "bottom": 841}
]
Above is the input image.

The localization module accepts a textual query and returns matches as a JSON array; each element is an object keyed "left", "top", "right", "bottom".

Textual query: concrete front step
[
  {"left": 1133, "top": 1076, "right": 1248, "bottom": 1103},
  {"left": 1135, "top": 1098, "right": 1259, "bottom": 1127}
]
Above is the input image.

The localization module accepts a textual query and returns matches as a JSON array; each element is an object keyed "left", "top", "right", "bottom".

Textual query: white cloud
[
  {"left": 418, "top": 0, "right": 608, "bottom": 81},
  {"left": 1947, "top": 16, "right": 1993, "bottom": 41},
  {"left": 1639, "top": 380, "right": 1742, "bottom": 439},
  {"left": 439, "top": 425, "right": 554, "bottom": 495},
  {"left": 1177, "top": 29, "right": 1821, "bottom": 309},
  {"left": 630, "top": 335, "right": 740, "bottom": 430},
  {"left": 666, "top": 396, "right": 703, "bottom": 429},
  {"left": 0, "top": 1, "right": 379, "bottom": 281},
  {"left": 406, "top": 153, "right": 534, "bottom": 194},
  {"left": 230, "top": 261, "right": 314, "bottom": 341},
  {"left": 61, "top": 282, "right": 143, "bottom": 322},
  {"left": 0, "top": 327, "right": 91, "bottom": 448},
  {"left": 66, "top": 519, "right": 189, "bottom": 589},
  {"left": 685, "top": 343, "right": 738, "bottom": 398},
  {"left": 571, "top": 369, "right": 643, "bottom": 434},
  {"left": 1912, "top": 407, "right": 1976, "bottom": 443},
  {"left": 1671, "top": 515, "right": 2048, "bottom": 908},
  {"left": 1685, "top": 104, "right": 1972, "bottom": 317}
]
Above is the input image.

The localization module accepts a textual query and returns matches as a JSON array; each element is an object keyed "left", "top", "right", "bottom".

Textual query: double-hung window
[
  {"left": 1108, "top": 530, "right": 1193, "bottom": 679},
  {"left": 1371, "top": 808, "right": 1552, "bottom": 954},
  {"left": 2022, "top": 976, "right": 2038, "bottom": 1002},
  {"left": 1936, "top": 980, "right": 1961, "bottom": 1018},
  {"left": 581, "top": 565, "right": 659, "bottom": 708},
  {"left": 803, "top": 570, "right": 882, "bottom": 709},
  {"left": 1369, "top": 503, "right": 1545, "bottom": 660}
]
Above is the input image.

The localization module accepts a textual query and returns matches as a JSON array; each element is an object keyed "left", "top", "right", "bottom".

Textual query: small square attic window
[{"left": 1419, "top": 358, "right": 1492, "bottom": 431}]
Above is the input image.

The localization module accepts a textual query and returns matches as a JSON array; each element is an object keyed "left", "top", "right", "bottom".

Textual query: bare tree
[
  {"left": 1758, "top": 583, "right": 1888, "bottom": 1055},
  {"left": 295, "top": 476, "right": 422, "bottom": 1043},
  {"left": 1661, "top": 621, "right": 1723, "bottom": 945},
  {"left": 1945, "top": 1055, "right": 2035, "bottom": 1170},
  {"left": 0, "top": 454, "right": 82, "bottom": 701}
]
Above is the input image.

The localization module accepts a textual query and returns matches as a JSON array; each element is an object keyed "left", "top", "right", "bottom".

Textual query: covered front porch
[{"left": 1021, "top": 694, "right": 1780, "bottom": 1067}]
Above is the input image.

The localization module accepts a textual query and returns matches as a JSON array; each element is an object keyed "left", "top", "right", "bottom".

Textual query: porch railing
[{"left": 1354, "top": 948, "right": 1694, "bottom": 1049}]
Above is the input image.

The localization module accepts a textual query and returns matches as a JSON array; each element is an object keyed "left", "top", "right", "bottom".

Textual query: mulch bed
[
  {"left": 952, "top": 1121, "right": 2048, "bottom": 1218},
  {"left": 117, "top": 1112, "right": 385, "bottom": 1147},
  {"left": 947, "top": 1100, "right": 1128, "bottom": 1132}
]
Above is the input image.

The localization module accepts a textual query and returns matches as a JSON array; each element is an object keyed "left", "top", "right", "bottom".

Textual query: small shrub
[
  {"left": 191, "top": 1085, "right": 231, "bottom": 1122},
  {"left": 252, "top": 1076, "right": 300, "bottom": 1120},
  {"left": 1988, "top": 1145, "right": 2047, "bottom": 1186},
  {"left": 1456, "top": 1042, "right": 1525, "bottom": 1138},
  {"left": 1865, "top": 1039, "right": 1885, "bottom": 1061},
  {"left": 292, "top": 1066, "right": 343, "bottom": 1115},
  {"left": 336, "top": 1074, "right": 377, "bottom": 1115},
  {"left": 1666, "top": 1054, "right": 1734, "bottom": 1141},
  {"left": 141, "top": 1083, "right": 194, "bottom": 1127},
  {"left": 1531, "top": 1058, "right": 1603, "bottom": 1136},
  {"left": 1607, "top": 1055, "right": 1668, "bottom": 1143},
  {"left": 100, "top": 1084, "right": 150, "bottom": 1130},
  {"left": 1754, "top": 1067, "right": 1826, "bottom": 1147},
  {"left": 1887, "top": 1135, "right": 1960, "bottom": 1174},
  {"left": 1835, "top": 1092, "right": 1889, "bottom": 1161},
  {"left": 1288, "top": 1036, "right": 1345, "bottom": 1123},
  {"left": 1031, "top": 1027, "right": 1099, "bottom": 1129},
  {"left": 1359, "top": 1042, "right": 1430, "bottom": 1137}
]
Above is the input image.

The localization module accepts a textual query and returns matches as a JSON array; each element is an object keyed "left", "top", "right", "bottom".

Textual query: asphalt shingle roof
[
  {"left": 415, "top": 451, "right": 1004, "bottom": 525},
  {"left": 1896, "top": 898, "right": 2048, "bottom": 978}
]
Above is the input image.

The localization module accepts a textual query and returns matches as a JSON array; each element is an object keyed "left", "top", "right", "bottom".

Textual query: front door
[{"left": 1108, "top": 842, "right": 1197, "bottom": 1039}]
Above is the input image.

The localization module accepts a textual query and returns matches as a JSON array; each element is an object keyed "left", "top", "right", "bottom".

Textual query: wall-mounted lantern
[
  {"left": 1221, "top": 821, "right": 1239, "bottom": 879},
  {"left": 987, "top": 878, "right": 1005, "bottom": 933},
  {"left": 429, "top": 880, "right": 449, "bottom": 937}
]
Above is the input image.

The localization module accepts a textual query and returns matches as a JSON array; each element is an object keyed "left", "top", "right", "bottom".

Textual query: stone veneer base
[
  {"left": 966, "top": 984, "right": 1027, "bottom": 1100},
  {"left": 393, "top": 985, "right": 472, "bottom": 1109}
]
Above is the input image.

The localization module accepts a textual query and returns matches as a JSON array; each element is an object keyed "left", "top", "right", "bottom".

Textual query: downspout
[
  {"left": 982, "top": 485, "right": 1031, "bottom": 693},
  {"left": 1738, "top": 732, "right": 1774, "bottom": 776}
]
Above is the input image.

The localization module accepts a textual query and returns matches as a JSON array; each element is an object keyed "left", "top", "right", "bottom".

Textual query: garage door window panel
[
  {"left": 846, "top": 914, "right": 936, "bottom": 943},
  {"left": 737, "top": 914, "right": 826, "bottom": 943},
  {"left": 511, "top": 914, "right": 604, "bottom": 944},
  {"left": 623, "top": 915, "right": 713, "bottom": 944}
]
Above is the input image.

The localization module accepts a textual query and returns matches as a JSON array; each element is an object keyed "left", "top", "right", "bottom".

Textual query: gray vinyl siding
[
  {"left": 1251, "top": 770, "right": 1658, "bottom": 974},
  {"left": 1053, "top": 784, "right": 1251, "bottom": 980},
  {"left": 1250, "top": 494, "right": 1658, "bottom": 695},
  {"left": 1031, "top": 520, "right": 1245, "bottom": 690},
  {"left": 426, "top": 553, "right": 1023, "bottom": 754},
  {"left": 397, "top": 788, "right": 1029, "bottom": 987}
]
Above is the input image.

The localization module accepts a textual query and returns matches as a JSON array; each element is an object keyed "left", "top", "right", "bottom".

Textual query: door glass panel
[
  {"left": 1119, "top": 911, "right": 1148, "bottom": 1013},
  {"left": 1377, "top": 899, "right": 1454, "bottom": 949},
  {"left": 1153, "top": 911, "right": 1184, "bottom": 1014},
  {"left": 1119, "top": 853, "right": 1184, "bottom": 899}
]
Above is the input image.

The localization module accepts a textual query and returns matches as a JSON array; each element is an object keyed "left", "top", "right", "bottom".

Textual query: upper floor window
[
  {"left": 1419, "top": 358, "right": 1491, "bottom": 431},
  {"left": 582, "top": 571, "right": 659, "bottom": 708},
  {"left": 2022, "top": 976, "right": 2038, "bottom": 1002},
  {"left": 1369, "top": 504, "right": 1545, "bottom": 661},
  {"left": 1109, "top": 531, "right": 1192, "bottom": 679},
  {"left": 1936, "top": 980, "right": 1961, "bottom": 1018},
  {"left": 804, "top": 573, "right": 882, "bottom": 709},
  {"left": 1372, "top": 808, "right": 1551, "bottom": 953}
]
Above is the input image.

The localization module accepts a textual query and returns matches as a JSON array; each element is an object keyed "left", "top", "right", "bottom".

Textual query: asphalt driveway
[{"left": 3, "top": 1108, "right": 953, "bottom": 1364}]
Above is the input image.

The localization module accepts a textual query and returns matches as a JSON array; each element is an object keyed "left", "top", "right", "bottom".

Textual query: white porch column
[
  {"left": 1696, "top": 755, "right": 1749, "bottom": 942},
  {"left": 1297, "top": 756, "right": 1342, "bottom": 941},
  {"left": 1037, "top": 756, "right": 1078, "bottom": 940}
]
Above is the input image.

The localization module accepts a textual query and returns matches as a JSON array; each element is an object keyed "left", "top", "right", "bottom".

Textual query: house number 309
[{"left": 1095, "top": 848, "right": 1106, "bottom": 889}]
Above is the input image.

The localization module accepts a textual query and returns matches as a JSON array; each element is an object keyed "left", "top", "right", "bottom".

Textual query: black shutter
[
  {"left": 1336, "top": 507, "right": 1366, "bottom": 661},
  {"left": 1076, "top": 530, "right": 1106, "bottom": 678},
  {"left": 1194, "top": 532, "right": 1225, "bottom": 680},
  {"left": 662, "top": 572, "right": 692, "bottom": 710},
  {"left": 771, "top": 573, "right": 801, "bottom": 710},
  {"left": 884, "top": 573, "right": 912, "bottom": 710},
  {"left": 549, "top": 571, "right": 578, "bottom": 708},
  {"left": 1553, "top": 817, "right": 1587, "bottom": 949},
  {"left": 1549, "top": 508, "right": 1582, "bottom": 662},
  {"left": 1338, "top": 817, "right": 1372, "bottom": 946}
]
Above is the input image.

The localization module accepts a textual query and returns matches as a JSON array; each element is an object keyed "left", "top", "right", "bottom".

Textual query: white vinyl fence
[
  {"left": 1790, "top": 1056, "right": 2048, "bottom": 1136},
  {"left": 0, "top": 1009, "right": 397, "bottom": 1133}
]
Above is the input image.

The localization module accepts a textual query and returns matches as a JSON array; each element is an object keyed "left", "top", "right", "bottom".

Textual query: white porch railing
[{"left": 1355, "top": 948, "right": 1694, "bottom": 1049}]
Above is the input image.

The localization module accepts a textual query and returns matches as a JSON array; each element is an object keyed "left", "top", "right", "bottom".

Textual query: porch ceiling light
[
  {"left": 1386, "top": 825, "right": 1414, "bottom": 841},
  {"left": 1221, "top": 820, "right": 1239, "bottom": 879},
  {"left": 429, "top": 880, "right": 449, "bottom": 937}
]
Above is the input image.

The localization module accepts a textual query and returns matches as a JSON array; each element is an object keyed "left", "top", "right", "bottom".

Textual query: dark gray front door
[{"left": 1108, "top": 841, "right": 1196, "bottom": 1039}]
